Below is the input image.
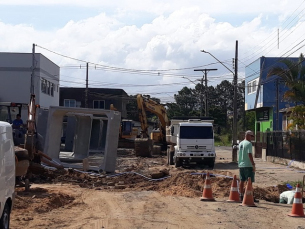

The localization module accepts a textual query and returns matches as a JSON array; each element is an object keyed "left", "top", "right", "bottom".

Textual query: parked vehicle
[
  {"left": 167, "top": 118, "right": 215, "bottom": 168},
  {"left": 0, "top": 121, "right": 15, "bottom": 229}
]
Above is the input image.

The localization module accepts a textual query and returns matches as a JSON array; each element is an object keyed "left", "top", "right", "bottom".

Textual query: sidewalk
[{"left": 215, "top": 146, "right": 305, "bottom": 187}]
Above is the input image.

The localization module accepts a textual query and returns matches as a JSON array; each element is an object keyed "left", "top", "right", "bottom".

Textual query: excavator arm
[{"left": 136, "top": 94, "right": 169, "bottom": 143}]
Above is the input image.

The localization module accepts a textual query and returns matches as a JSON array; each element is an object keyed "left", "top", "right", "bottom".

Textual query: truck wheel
[
  {"left": 0, "top": 202, "right": 10, "bottom": 229},
  {"left": 167, "top": 149, "right": 170, "bottom": 165},
  {"left": 175, "top": 158, "right": 181, "bottom": 168},
  {"left": 169, "top": 151, "right": 174, "bottom": 165},
  {"left": 25, "top": 179, "right": 30, "bottom": 191},
  {"left": 207, "top": 159, "right": 215, "bottom": 169}
]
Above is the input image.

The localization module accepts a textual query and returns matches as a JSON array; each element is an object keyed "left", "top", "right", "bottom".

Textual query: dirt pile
[
  {"left": 25, "top": 168, "right": 285, "bottom": 202},
  {"left": 253, "top": 184, "right": 290, "bottom": 203},
  {"left": 13, "top": 187, "right": 75, "bottom": 214}
]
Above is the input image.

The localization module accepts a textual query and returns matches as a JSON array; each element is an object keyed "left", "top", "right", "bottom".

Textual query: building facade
[
  {"left": 0, "top": 52, "right": 60, "bottom": 109},
  {"left": 59, "top": 87, "right": 129, "bottom": 118},
  {"left": 245, "top": 56, "right": 296, "bottom": 132}
]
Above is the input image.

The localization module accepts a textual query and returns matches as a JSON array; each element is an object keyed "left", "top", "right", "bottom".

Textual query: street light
[
  {"left": 201, "top": 50, "right": 234, "bottom": 75},
  {"left": 182, "top": 76, "right": 203, "bottom": 116},
  {"left": 182, "top": 76, "right": 201, "bottom": 85},
  {"left": 201, "top": 43, "right": 238, "bottom": 163}
]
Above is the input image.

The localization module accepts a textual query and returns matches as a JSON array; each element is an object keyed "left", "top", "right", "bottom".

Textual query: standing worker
[
  {"left": 12, "top": 114, "right": 24, "bottom": 129},
  {"left": 238, "top": 130, "right": 258, "bottom": 202}
]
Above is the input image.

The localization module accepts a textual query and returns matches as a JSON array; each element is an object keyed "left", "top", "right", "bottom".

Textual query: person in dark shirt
[{"left": 12, "top": 114, "right": 24, "bottom": 129}]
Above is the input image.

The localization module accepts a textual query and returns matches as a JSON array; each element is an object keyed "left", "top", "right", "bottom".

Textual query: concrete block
[
  {"left": 65, "top": 116, "right": 77, "bottom": 151},
  {"left": 73, "top": 115, "right": 91, "bottom": 159},
  {"left": 44, "top": 106, "right": 121, "bottom": 173},
  {"left": 262, "top": 148, "right": 267, "bottom": 161},
  {"left": 266, "top": 156, "right": 305, "bottom": 169},
  {"left": 83, "top": 158, "right": 89, "bottom": 172}
]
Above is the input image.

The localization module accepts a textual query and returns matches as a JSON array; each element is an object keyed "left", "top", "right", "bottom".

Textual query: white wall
[
  {"left": 37, "top": 54, "right": 60, "bottom": 108},
  {"left": 0, "top": 71, "right": 31, "bottom": 103},
  {"left": 0, "top": 52, "right": 60, "bottom": 108}
]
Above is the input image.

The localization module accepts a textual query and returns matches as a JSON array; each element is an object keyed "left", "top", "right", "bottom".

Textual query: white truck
[
  {"left": 0, "top": 121, "right": 15, "bottom": 229},
  {"left": 167, "top": 118, "right": 215, "bottom": 168}
]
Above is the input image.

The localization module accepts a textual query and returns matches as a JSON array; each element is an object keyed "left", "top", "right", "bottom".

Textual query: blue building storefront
[{"left": 245, "top": 56, "right": 297, "bottom": 133}]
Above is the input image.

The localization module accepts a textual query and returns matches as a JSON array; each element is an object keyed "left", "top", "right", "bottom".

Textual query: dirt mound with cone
[
  {"left": 26, "top": 168, "right": 289, "bottom": 202},
  {"left": 37, "top": 169, "right": 234, "bottom": 198}
]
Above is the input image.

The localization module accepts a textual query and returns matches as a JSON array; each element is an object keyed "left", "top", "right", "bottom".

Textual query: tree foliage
[
  {"left": 267, "top": 53, "right": 305, "bottom": 130},
  {"left": 126, "top": 80, "right": 245, "bottom": 133},
  {"left": 267, "top": 53, "right": 305, "bottom": 104},
  {"left": 289, "top": 105, "right": 305, "bottom": 130},
  {"left": 167, "top": 80, "right": 245, "bottom": 132},
  {"left": 126, "top": 94, "right": 163, "bottom": 122}
]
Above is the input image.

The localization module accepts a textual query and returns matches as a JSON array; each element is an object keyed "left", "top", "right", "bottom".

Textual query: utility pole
[
  {"left": 31, "top": 43, "right": 35, "bottom": 95},
  {"left": 204, "top": 70, "right": 208, "bottom": 116},
  {"left": 232, "top": 40, "right": 238, "bottom": 162},
  {"left": 201, "top": 43, "right": 238, "bottom": 162},
  {"left": 276, "top": 78, "right": 279, "bottom": 130},
  {"left": 194, "top": 68, "right": 217, "bottom": 117},
  {"left": 85, "top": 63, "right": 89, "bottom": 108},
  {"left": 200, "top": 77, "right": 204, "bottom": 117}
]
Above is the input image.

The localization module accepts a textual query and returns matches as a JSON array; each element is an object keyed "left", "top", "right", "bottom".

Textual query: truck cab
[
  {"left": 0, "top": 121, "right": 15, "bottom": 229},
  {"left": 167, "top": 119, "right": 216, "bottom": 168}
]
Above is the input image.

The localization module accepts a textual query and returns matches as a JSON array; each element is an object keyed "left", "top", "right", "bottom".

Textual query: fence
[
  {"left": 266, "top": 131, "right": 305, "bottom": 162},
  {"left": 238, "top": 131, "right": 267, "bottom": 158}
]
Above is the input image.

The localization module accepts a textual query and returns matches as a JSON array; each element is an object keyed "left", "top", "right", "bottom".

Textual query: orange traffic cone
[
  {"left": 227, "top": 175, "right": 240, "bottom": 202},
  {"left": 288, "top": 183, "right": 304, "bottom": 217},
  {"left": 200, "top": 172, "right": 215, "bottom": 201},
  {"left": 240, "top": 177, "right": 256, "bottom": 207}
]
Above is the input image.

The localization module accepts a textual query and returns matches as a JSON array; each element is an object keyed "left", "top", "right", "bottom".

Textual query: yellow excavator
[
  {"left": 135, "top": 94, "right": 170, "bottom": 157},
  {"left": 110, "top": 104, "right": 138, "bottom": 148}
]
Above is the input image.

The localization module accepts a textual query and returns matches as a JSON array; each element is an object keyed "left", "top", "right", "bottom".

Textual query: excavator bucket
[{"left": 134, "top": 138, "right": 152, "bottom": 157}]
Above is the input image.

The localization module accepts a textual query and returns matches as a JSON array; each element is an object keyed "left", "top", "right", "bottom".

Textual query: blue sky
[{"left": 1, "top": 0, "right": 304, "bottom": 102}]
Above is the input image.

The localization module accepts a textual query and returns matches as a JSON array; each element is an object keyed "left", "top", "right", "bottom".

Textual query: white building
[{"left": 0, "top": 52, "right": 60, "bottom": 109}]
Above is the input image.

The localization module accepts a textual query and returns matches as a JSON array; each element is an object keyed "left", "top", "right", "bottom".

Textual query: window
[
  {"left": 76, "top": 101, "right": 81, "bottom": 107},
  {"left": 41, "top": 78, "right": 55, "bottom": 97},
  {"left": 50, "top": 83, "right": 54, "bottom": 96},
  {"left": 41, "top": 79, "right": 47, "bottom": 93},
  {"left": 180, "top": 126, "right": 213, "bottom": 139},
  {"left": 64, "top": 99, "right": 76, "bottom": 107},
  {"left": 47, "top": 81, "right": 50, "bottom": 95},
  {"left": 247, "top": 78, "right": 259, "bottom": 95},
  {"left": 247, "top": 82, "right": 252, "bottom": 94},
  {"left": 252, "top": 81, "right": 257, "bottom": 92},
  {"left": 93, "top": 100, "right": 105, "bottom": 109}
]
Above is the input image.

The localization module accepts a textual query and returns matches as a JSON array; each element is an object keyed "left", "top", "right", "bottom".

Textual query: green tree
[
  {"left": 174, "top": 86, "right": 199, "bottom": 116},
  {"left": 268, "top": 53, "right": 305, "bottom": 104},
  {"left": 289, "top": 105, "right": 305, "bottom": 130},
  {"left": 126, "top": 95, "right": 138, "bottom": 121},
  {"left": 126, "top": 94, "right": 162, "bottom": 122},
  {"left": 214, "top": 80, "right": 234, "bottom": 128},
  {"left": 268, "top": 53, "right": 305, "bottom": 130},
  {"left": 243, "top": 111, "right": 255, "bottom": 131}
]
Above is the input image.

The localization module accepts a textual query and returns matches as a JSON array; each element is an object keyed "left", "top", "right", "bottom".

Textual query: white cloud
[{"left": 1, "top": 1, "right": 305, "bottom": 101}]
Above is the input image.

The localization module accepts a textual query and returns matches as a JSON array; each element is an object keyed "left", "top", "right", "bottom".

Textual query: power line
[{"left": 240, "top": 1, "right": 305, "bottom": 64}]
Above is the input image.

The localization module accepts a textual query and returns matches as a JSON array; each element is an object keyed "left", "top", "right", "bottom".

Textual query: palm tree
[{"left": 267, "top": 53, "right": 305, "bottom": 104}]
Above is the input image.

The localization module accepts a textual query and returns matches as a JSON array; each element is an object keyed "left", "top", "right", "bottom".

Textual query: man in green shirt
[{"left": 238, "top": 130, "right": 256, "bottom": 201}]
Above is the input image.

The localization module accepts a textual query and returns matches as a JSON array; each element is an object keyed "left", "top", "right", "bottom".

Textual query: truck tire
[
  {"left": 207, "top": 159, "right": 215, "bottom": 169},
  {"left": 174, "top": 158, "right": 181, "bottom": 168},
  {"left": 168, "top": 151, "right": 174, "bottom": 165},
  {"left": 25, "top": 179, "right": 30, "bottom": 192},
  {"left": 0, "top": 202, "right": 10, "bottom": 229},
  {"left": 167, "top": 149, "right": 170, "bottom": 165}
]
